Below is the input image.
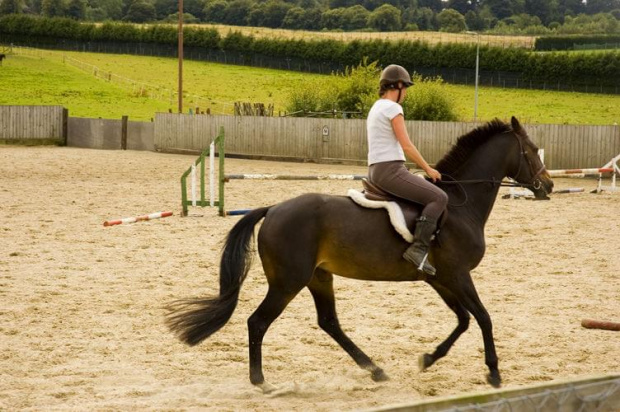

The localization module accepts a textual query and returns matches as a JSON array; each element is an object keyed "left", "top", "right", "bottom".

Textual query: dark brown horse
[{"left": 166, "top": 117, "right": 554, "bottom": 393}]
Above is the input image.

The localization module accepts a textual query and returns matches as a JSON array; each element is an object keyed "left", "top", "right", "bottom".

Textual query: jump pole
[
  {"left": 581, "top": 319, "right": 620, "bottom": 331},
  {"left": 507, "top": 150, "right": 619, "bottom": 198},
  {"left": 103, "top": 211, "right": 173, "bottom": 227}
]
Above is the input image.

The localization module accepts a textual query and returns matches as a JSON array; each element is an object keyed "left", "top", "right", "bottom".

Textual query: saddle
[{"left": 347, "top": 178, "right": 447, "bottom": 243}]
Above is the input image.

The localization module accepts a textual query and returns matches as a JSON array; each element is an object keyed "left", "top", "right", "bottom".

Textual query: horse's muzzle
[{"left": 532, "top": 176, "right": 554, "bottom": 200}]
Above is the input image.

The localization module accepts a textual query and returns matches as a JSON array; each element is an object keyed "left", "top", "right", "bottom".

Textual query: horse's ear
[{"left": 511, "top": 116, "right": 523, "bottom": 134}]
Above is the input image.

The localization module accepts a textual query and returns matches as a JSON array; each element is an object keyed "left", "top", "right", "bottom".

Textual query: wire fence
[
  {"left": 7, "top": 39, "right": 619, "bottom": 95},
  {"left": 9, "top": 45, "right": 237, "bottom": 115}
]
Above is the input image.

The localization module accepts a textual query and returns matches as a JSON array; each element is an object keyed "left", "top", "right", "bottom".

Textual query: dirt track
[{"left": 1, "top": 146, "right": 618, "bottom": 411}]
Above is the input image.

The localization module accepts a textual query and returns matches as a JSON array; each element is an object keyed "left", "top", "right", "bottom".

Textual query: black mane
[{"left": 435, "top": 119, "right": 512, "bottom": 175}]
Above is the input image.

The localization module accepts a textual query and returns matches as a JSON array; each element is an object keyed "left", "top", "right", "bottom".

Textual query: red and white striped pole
[
  {"left": 103, "top": 211, "right": 173, "bottom": 227},
  {"left": 548, "top": 167, "right": 614, "bottom": 177}
]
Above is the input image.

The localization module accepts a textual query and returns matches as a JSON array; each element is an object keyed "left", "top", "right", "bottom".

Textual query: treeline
[
  {"left": 1, "top": 15, "right": 619, "bottom": 86},
  {"left": 0, "top": 0, "right": 619, "bottom": 35}
]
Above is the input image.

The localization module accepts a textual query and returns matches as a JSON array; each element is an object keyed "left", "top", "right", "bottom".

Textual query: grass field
[{"left": 2, "top": 48, "right": 619, "bottom": 124}]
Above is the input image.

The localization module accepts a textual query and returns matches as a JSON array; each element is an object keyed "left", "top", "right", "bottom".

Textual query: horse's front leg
[
  {"left": 420, "top": 279, "right": 471, "bottom": 371},
  {"left": 451, "top": 272, "right": 501, "bottom": 387}
]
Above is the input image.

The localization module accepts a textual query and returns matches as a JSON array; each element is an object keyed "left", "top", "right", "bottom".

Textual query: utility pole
[
  {"left": 178, "top": 0, "right": 183, "bottom": 114},
  {"left": 466, "top": 31, "right": 480, "bottom": 122}
]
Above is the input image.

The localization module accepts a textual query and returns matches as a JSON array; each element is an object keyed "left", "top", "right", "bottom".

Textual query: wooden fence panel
[
  {"left": 0, "top": 105, "right": 65, "bottom": 144},
  {"left": 154, "top": 114, "right": 619, "bottom": 170}
]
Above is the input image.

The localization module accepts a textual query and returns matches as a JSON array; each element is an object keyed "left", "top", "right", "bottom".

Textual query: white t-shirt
[{"left": 367, "top": 99, "right": 405, "bottom": 165}]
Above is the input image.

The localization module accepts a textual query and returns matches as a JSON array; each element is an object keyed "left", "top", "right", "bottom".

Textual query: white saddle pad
[{"left": 347, "top": 189, "right": 414, "bottom": 243}]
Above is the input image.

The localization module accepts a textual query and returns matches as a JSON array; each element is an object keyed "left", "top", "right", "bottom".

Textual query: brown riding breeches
[{"left": 369, "top": 161, "right": 448, "bottom": 220}]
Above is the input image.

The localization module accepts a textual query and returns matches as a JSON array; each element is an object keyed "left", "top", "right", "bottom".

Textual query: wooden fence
[
  {"left": 1, "top": 107, "right": 618, "bottom": 170},
  {"left": 0, "top": 105, "right": 67, "bottom": 145},
  {"left": 154, "top": 114, "right": 620, "bottom": 170}
]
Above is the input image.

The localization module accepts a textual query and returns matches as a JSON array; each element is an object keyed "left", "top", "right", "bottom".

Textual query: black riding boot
[{"left": 403, "top": 216, "right": 437, "bottom": 276}]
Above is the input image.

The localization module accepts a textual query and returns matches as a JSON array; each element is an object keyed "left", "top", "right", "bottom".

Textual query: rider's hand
[{"left": 426, "top": 168, "right": 442, "bottom": 182}]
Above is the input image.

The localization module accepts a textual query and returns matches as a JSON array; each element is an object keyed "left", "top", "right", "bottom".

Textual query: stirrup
[{"left": 417, "top": 253, "right": 436, "bottom": 276}]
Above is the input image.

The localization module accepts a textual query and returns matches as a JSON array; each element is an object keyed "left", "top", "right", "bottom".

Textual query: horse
[{"left": 166, "top": 116, "right": 554, "bottom": 393}]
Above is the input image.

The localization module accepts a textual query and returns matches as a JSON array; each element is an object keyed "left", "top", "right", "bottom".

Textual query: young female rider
[{"left": 367, "top": 64, "right": 448, "bottom": 276}]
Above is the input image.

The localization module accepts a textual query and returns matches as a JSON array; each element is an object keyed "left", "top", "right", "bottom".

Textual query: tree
[
  {"left": 417, "top": 0, "right": 442, "bottom": 12},
  {"left": 413, "top": 6, "right": 438, "bottom": 30},
  {"left": 465, "top": 10, "right": 485, "bottom": 29},
  {"left": 367, "top": 4, "right": 401, "bottom": 31},
  {"left": 585, "top": 0, "right": 620, "bottom": 14},
  {"left": 342, "top": 5, "right": 369, "bottom": 30},
  {"left": 482, "top": 0, "right": 524, "bottom": 19},
  {"left": 224, "top": 0, "right": 252, "bottom": 25},
  {"left": 260, "top": 0, "right": 291, "bottom": 28},
  {"left": 66, "top": 0, "right": 86, "bottom": 18},
  {"left": 437, "top": 8, "right": 467, "bottom": 32},
  {"left": 124, "top": 0, "right": 155, "bottom": 22},
  {"left": 447, "top": 0, "right": 476, "bottom": 15},
  {"left": 157, "top": 0, "right": 204, "bottom": 20},
  {"left": 184, "top": 0, "right": 206, "bottom": 20},
  {"left": 282, "top": 6, "right": 306, "bottom": 28},
  {"left": 505, "top": 12, "right": 542, "bottom": 29},
  {"left": 153, "top": 0, "right": 175, "bottom": 19},
  {"left": 41, "top": 0, "right": 65, "bottom": 16},
  {"left": 88, "top": 0, "right": 123, "bottom": 20},
  {"left": 321, "top": 8, "right": 346, "bottom": 30},
  {"left": 329, "top": 0, "right": 356, "bottom": 8},
  {"left": 478, "top": 4, "right": 498, "bottom": 27},
  {"left": 558, "top": 0, "right": 585, "bottom": 16},
  {"left": 161, "top": 11, "right": 199, "bottom": 22},
  {"left": 285, "top": 6, "right": 322, "bottom": 29},
  {"left": 0, "top": 0, "right": 25, "bottom": 14},
  {"left": 204, "top": 0, "right": 227, "bottom": 22},
  {"left": 247, "top": 3, "right": 265, "bottom": 25},
  {"left": 24, "top": 0, "right": 43, "bottom": 14},
  {"left": 524, "top": 0, "right": 558, "bottom": 24}
]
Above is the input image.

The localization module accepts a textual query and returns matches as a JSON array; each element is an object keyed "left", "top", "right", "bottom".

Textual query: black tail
[{"left": 165, "top": 207, "right": 271, "bottom": 346}]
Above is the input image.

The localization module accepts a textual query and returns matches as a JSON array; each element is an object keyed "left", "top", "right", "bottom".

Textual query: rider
[{"left": 367, "top": 64, "right": 448, "bottom": 276}]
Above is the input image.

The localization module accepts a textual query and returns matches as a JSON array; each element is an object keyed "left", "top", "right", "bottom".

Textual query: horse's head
[{"left": 507, "top": 117, "right": 554, "bottom": 199}]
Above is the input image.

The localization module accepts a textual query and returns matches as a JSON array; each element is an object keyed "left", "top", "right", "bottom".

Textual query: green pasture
[{"left": 1, "top": 50, "right": 618, "bottom": 125}]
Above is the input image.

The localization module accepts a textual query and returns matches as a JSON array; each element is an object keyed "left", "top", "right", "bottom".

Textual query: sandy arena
[{"left": 1, "top": 146, "right": 618, "bottom": 411}]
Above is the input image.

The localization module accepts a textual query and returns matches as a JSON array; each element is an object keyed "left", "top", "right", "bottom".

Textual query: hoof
[
  {"left": 418, "top": 353, "right": 434, "bottom": 371},
  {"left": 371, "top": 368, "right": 389, "bottom": 382},
  {"left": 487, "top": 371, "right": 502, "bottom": 388},
  {"left": 255, "top": 381, "right": 278, "bottom": 394}
]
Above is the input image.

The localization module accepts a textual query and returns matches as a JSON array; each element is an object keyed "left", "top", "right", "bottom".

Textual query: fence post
[
  {"left": 62, "top": 108, "right": 69, "bottom": 146},
  {"left": 121, "top": 115, "right": 128, "bottom": 150}
]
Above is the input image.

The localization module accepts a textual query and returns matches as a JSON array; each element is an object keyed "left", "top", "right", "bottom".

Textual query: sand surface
[{"left": 1, "top": 146, "right": 618, "bottom": 411}]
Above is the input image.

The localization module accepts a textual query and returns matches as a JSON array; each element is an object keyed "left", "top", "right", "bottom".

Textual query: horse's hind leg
[
  {"left": 307, "top": 269, "right": 388, "bottom": 382},
  {"left": 419, "top": 280, "right": 471, "bottom": 371}
]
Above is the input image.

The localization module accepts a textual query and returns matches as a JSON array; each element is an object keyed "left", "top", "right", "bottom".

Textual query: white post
[{"left": 209, "top": 141, "right": 215, "bottom": 207}]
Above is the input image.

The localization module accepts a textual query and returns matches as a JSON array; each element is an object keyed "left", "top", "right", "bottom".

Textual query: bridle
[
  {"left": 510, "top": 132, "right": 547, "bottom": 191},
  {"left": 437, "top": 131, "right": 548, "bottom": 207}
]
